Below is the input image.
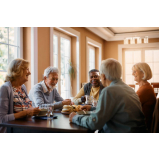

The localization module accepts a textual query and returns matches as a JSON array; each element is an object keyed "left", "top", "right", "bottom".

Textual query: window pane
[
  {"left": 125, "top": 51, "right": 133, "bottom": 63},
  {"left": 153, "top": 75, "right": 159, "bottom": 82},
  {"left": 153, "top": 50, "right": 159, "bottom": 62},
  {"left": 147, "top": 63, "right": 153, "bottom": 72},
  {"left": 61, "top": 37, "right": 70, "bottom": 57},
  {"left": 133, "top": 51, "right": 141, "bottom": 63},
  {"left": 0, "top": 44, "right": 8, "bottom": 71},
  {"left": 9, "top": 46, "right": 18, "bottom": 64},
  {"left": 0, "top": 71, "right": 7, "bottom": 86},
  {"left": 60, "top": 36, "right": 71, "bottom": 99},
  {"left": 126, "top": 75, "right": 133, "bottom": 84},
  {"left": 0, "top": 27, "right": 8, "bottom": 43},
  {"left": 9, "top": 27, "right": 18, "bottom": 46},
  {"left": 89, "top": 48, "right": 95, "bottom": 70},
  {"left": 145, "top": 50, "right": 153, "bottom": 62},
  {"left": 53, "top": 54, "right": 58, "bottom": 68},
  {"left": 153, "top": 63, "right": 159, "bottom": 74},
  {"left": 126, "top": 63, "right": 133, "bottom": 74}
]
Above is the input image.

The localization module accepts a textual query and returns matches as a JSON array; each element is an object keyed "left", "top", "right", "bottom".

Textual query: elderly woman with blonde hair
[
  {"left": 132, "top": 62, "right": 156, "bottom": 132},
  {"left": 0, "top": 58, "right": 40, "bottom": 132}
]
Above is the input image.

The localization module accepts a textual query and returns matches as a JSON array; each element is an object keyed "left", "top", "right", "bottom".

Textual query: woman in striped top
[{"left": 0, "top": 59, "right": 40, "bottom": 132}]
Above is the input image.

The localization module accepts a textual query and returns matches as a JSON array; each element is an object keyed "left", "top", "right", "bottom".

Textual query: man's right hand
[
  {"left": 80, "top": 105, "right": 91, "bottom": 111},
  {"left": 62, "top": 99, "right": 71, "bottom": 105}
]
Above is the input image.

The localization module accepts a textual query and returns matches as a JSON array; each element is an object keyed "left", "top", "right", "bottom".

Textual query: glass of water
[
  {"left": 47, "top": 105, "right": 54, "bottom": 120},
  {"left": 92, "top": 98, "right": 98, "bottom": 107}
]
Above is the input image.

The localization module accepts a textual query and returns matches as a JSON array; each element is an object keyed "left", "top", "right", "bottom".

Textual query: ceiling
[
  {"left": 108, "top": 27, "right": 159, "bottom": 34},
  {"left": 86, "top": 27, "right": 159, "bottom": 41}
]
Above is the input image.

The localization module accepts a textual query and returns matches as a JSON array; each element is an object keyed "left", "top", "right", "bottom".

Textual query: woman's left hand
[{"left": 69, "top": 112, "right": 77, "bottom": 122}]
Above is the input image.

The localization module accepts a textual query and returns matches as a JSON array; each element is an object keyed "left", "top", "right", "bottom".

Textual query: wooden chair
[
  {"left": 81, "top": 82, "right": 87, "bottom": 88},
  {"left": 151, "top": 82, "right": 159, "bottom": 97},
  {"left": 151, "top": 98, "right": 159, "bottom": 133}
]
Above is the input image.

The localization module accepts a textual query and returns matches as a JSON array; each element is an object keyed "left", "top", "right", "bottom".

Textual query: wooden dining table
[{"left": 0, "top": 111, "right": 94, "bottom": 133}]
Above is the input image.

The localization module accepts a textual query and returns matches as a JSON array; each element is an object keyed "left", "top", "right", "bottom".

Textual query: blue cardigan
[{"left": 0, "top": 81, "right": 27, "bottom": 132}]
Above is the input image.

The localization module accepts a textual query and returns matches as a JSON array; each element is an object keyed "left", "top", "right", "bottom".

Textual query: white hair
[
  {"left": 44, "top": 66, "right": 59, "bottom": 78},
  {"left": 100, "top": 58, "right": 122, "bottom": 81}
]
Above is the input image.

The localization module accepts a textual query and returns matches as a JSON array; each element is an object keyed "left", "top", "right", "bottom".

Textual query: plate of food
[{"left": 61, "top": 105, "right": 81, "bottom": 114}]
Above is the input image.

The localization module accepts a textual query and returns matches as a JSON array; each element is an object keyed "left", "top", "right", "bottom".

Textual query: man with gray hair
[
  {"left": 29, "top": 66, "right": 72, "bottom": 110},
  {"left": 69, "top": 58, "right": 147, "bottom": 133}
]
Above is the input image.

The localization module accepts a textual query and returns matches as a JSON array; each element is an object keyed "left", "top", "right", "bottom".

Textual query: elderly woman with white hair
[
  {"left": 0, "top": 59, "right": 40, "bottom": 132},
  {"left": 29, "top": 66, "right": 72, "bottom": 110},
  {"left": 69, "top": 58, "right": 147, "bottom": 133},
  {"left": 132, "top": 62, "right": 156, "bottom": 132}
]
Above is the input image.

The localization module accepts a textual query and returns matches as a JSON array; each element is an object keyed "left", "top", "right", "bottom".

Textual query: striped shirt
[{"left": 12, "top": 87, "right": 32, "bottom": 113}]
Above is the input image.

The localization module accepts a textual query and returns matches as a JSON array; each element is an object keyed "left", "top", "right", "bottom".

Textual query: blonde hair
[
  {"left": 100, "top": 58, "right": 122, "bottom": 81},
  {"left": 5, "top": 58, "right": 29, "bottom": 82},
  {"left": 132, "top": 62, "right": 152, "bottom": 80}
]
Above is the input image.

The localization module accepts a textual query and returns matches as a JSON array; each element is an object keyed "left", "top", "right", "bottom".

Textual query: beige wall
[
  {"left": 23, "top": 27, "right": 31, "bottom": 92},
  {"left": 23, "top": 27, "right": 51, "bottom": 93},
  {"left": 71, "top": 27, "right": 105, "bottom": 85},
  {"left": 104, "top": 38, "right": 159, "bottom": 60},
  {"left": 38, "top": 27, "right": 50, "bottom": 82}
]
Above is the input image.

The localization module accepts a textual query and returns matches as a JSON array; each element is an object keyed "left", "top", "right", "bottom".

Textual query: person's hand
[
  {"left": 26, "top": 107, "right": 40, "bottom": 116},
  {"left": 71, "top": 101, "right": 74, "bottom": 105},
  {"left": 69, "top": 112, "right": 77, "bottom": 122},
  {"left": 80, "top": 105, "right": 91, "bottom": 111},
  {"left": 62, "top": 99, "right": 71, "bottom": 105}
]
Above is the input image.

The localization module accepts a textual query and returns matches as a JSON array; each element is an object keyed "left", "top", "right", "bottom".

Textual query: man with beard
[
  {"left": 73, "top": 69, "right": 104, "bottom": 104},
  {"left": 29, "top": 67, "right": 72, "bottom": 110}
]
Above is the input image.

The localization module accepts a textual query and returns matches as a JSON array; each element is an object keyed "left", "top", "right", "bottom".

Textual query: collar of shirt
[
  {"left": 41, "top": 80, "right": 51, "bottom": 93},
  {"left": 110, "top": 79, "right": 122, "bottom": 86}
]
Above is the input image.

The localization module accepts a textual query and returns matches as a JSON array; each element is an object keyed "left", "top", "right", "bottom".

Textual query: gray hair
[
  {"left": 44, "top": 66, "right": 59, "bottom": 78},
  {"left": 132, "top": 62, "right": 152, "bottom": 80},
  {"left": 100, "top": 58, "right": 122, "bottom": 81}
]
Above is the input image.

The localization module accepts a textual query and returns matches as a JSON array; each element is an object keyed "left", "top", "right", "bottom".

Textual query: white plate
[{"left": 77, "top": 111, "right": 93, "bottom": 115}]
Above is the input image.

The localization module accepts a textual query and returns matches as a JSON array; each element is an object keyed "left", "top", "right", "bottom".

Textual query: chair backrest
[
  {"left": 151, "top": 82, "right": 159, "bottom": 97},
  {"left": 151, "top": 98, "right": 159, "bottom": 133},
  {"left": 81, "top": 82, "right": 87, "bottom": 88}
]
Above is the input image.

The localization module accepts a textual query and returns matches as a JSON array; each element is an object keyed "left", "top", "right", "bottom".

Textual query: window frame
[
  {"left": 53, "top": 30, "right": 71, "bottom": 97},
  {"left": 0, "top": 27, "right": 23, "bottom": 85}
]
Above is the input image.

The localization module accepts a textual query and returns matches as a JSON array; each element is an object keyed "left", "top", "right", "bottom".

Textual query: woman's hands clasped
[{"left": 26, "top": 107, "right": 40, "bottom": 116}]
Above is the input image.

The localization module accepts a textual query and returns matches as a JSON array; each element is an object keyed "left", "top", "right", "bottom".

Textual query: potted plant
[{"left": 68, "top": 59, "right": 76, "bottom": 97}]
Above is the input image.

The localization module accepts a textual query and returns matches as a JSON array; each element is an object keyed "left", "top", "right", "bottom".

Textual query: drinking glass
[
  {"left": 92, "top": 98, "right": 98, "bottom": 107},
  {"left": 47, "top": 105, "right": 54, "bottom": 120},
  {"left": 85, "top": 95, "right": 93, "bottom": 105}
]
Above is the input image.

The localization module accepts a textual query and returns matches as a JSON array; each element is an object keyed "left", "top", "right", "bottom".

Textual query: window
[
  {"left": 124, "top": 50, "right": 141, "bottom": 84},
  {"left": 145, "top": 50, "right": 159, "bottom": 83},
  {"left": 0, "top": 27, "right": 21, "bottom": 86},
  {"left": 88, "top": 45, "right": 95, "bottom": 71},
  {"left": 123, "top": 48, "right": 159, "bottom": 85},
  {"left": 53, "top": 31, "right": 71, "bottom": 99}
]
